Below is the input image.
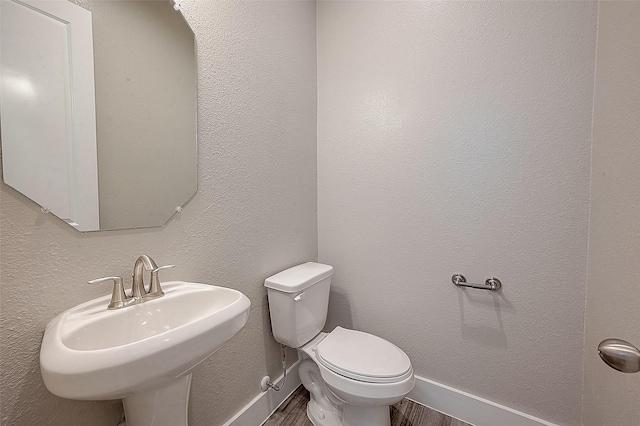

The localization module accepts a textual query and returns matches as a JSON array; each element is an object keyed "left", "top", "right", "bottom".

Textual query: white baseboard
[
  {"left": 407, "top": 375, "right": 558, "bottom": 426},
  {"left": 222, "top": 361, "right": 302, "bottom": 426},
  {"left": 222, "top": 366, "right": 557, "bottom": 426}
]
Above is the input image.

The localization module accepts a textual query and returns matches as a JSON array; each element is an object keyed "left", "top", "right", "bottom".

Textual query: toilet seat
[{"left": 316, "top": 327, "right": 412, "bottom": 384}]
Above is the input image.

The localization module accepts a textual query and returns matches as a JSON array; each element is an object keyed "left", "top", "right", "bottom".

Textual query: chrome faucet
[{"left": 88, "top": 255, "right": 175, "bottom": 309}]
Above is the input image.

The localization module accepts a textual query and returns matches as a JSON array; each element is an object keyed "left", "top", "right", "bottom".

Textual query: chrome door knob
[{"left": 598, "top": 339, "right": 640, "bottom": 373}]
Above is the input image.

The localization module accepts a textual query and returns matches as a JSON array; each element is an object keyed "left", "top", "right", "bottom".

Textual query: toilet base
[
  {"left": 342, "top": 404, "right": 391, "bottom": 426},
  {"left": 299, "top": 356, "right": 394, "bottom": 426},
  {"left": 306, "top": 400, "right": 391, "bottom": 426},
  {"left": 307, "top": 399, "right": 343, "bottom": 426}
]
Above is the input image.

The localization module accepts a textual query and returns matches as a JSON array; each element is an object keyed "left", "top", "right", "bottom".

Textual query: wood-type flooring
[{"left": 263, "top": 386, "right": 472, "bottom": 426}]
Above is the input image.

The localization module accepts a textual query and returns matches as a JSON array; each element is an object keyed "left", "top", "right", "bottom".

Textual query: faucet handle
[
  {"left": 88, "top": 276, "right": 128, "bottom": 310},
  {"left": 152, "top": 264, "right": 176, "bottom": 274},
  {"left": 146, "top": 265, "right": 175, "bottom": 300}
]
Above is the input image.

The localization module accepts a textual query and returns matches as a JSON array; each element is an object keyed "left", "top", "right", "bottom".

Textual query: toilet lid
[{"left": 316, "top": 327, "right": 412, "bottom": 384}]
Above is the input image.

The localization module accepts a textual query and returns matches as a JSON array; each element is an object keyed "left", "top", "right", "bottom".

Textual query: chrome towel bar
[{"left": 452, "top": 274, "right": 502, "bottom": 291}]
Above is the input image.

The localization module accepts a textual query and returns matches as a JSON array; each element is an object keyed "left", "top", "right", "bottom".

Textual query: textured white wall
[
  {"left": 0, "top": 1, "right": 317, "bottom": 425},
  {"left": 583, "top": 2, "right": 640, "bottom": 425},
  {"left": 317, "top": 2, "right": 596, "bottom": 425}
]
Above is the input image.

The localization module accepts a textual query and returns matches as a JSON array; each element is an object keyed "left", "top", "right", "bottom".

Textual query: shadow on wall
[
  {"left": 325, "top": 288, "right": 354, "bottom": 331},
  {"left": 457, "top": 289, "right": 514, "bottom": 349}
]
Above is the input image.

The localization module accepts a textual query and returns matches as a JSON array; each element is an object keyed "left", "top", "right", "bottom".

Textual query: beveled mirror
[{"left": 0, "top": 0, "right": 197, "bottom": 231}]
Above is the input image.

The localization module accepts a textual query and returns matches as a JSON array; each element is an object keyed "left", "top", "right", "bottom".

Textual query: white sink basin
[{"left": 40, "top": 281, "right": 250, "bottom": 426}]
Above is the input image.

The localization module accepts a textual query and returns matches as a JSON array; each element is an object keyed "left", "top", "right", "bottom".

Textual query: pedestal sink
[{"left": 40, "top": 281, "right": 251, "bottom": 426}]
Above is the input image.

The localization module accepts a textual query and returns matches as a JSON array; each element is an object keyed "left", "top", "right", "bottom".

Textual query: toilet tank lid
[{"left": 264, "top": 262, "right": 334, "bottom": 293}]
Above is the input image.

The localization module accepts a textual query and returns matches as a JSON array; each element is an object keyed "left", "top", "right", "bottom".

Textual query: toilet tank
[{"left": 264, "top": 262, "right": 333, "bottom": 348}]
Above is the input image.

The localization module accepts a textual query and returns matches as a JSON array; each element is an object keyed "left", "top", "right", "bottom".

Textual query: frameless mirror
[{"left": 0, "top": 0, "right": 197, "bottom": 231}]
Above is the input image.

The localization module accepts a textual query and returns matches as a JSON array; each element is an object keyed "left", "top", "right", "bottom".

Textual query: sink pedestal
[{"left": 123, "top": 374, "right": 192, "bottom": 426}]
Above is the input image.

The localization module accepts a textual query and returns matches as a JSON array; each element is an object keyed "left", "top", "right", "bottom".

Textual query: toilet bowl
[
  {"left": 264, "top": 262, "right": 415, "bottom": 426},
  {"left": 298, "top": 329, "right": 414, "bottom": 426}
]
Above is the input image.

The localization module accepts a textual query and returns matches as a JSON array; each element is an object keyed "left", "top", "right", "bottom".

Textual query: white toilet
[{"left": 265, "top": 262, "right": 415, "bottom": 426}]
